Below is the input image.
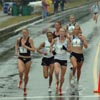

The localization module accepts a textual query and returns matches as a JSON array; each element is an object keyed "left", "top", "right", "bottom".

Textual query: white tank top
[
  {"left": 92, "top": 5, "right": 99, "bottom": 13},
  {"left": 72, "top": 36, "right": 83, "bottom": 47},
  {"left": 42, "top": 40, "right": 53, "bottom": 58},
  {"left": 67, "top": 23, "right": 76, "bottom": 33},
  {"left": 55, "top": 38, "right": 68, "bottom": 60}
]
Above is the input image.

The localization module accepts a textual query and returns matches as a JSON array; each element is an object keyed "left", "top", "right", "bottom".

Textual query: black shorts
[
  {"left": 70, "top": 52, "right": 84, "bottom": 62},
  {"left": 18, "top": 57, "right": 31, "bottom": 64},
  {"left": 94, "top": 12, "right": 98, "bottom": 15},
  {"left": 41, "top": 56, "right": 54, "bottom": 66},
  {"left": 54, "top": 59, "right": 67, "bottom": 66}
]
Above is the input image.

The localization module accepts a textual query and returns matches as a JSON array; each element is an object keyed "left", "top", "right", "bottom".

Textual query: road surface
[{"left": 0, "top": 12, "right": 100, "bottom": 100}]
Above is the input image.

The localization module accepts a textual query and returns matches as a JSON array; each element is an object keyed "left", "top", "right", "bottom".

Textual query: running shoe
[
  {"left": 59, "top": 88, "right": 62, "bottom": 95},
  {"left": 77, "top": 83, "right": 83, "bottom": 91},
  {"left": 18, "top": 80, "right": 22, "bottom": 88},
  {"left": 48, "top": 87, "right": 52, "bottom": 93},
  {"left": 23, "top": 88, "right": 27, "bottom": 96},
  {"left": 70, "top": 76, "right": 77, "bottom": 85}
]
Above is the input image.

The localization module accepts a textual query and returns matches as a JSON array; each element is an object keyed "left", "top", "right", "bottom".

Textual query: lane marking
[
  {"left": 0, "top": 95, "right": 100, "bottom": 99},
  {"left": 93, "top": 42, "right": 100, "bottom": 89}
]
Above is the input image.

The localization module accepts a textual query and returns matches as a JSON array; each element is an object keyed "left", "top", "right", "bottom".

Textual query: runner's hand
[
  {"left": 43, "top": 52, "right": 48, "bottom": 55},
  {"left": 52, "top": 50, "right": 56, "bottom": 55},
  {"left": 78, "top": 34, "right": 84, "bottom": 41}
]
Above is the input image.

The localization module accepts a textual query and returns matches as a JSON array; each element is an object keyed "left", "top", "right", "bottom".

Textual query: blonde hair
[
  {"left": 70, "top": 15, "right": 75, "bottom": 19},
  {"left": 22, "top": 27, "right": 29, "bottom": 32},
  {"left": 75, "top": 24, "right": 81, "bottom": 30}
]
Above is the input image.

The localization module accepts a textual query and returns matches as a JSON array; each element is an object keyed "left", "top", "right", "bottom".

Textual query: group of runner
[
  {"left": 15, "top": 15, "right": 88, "bottom": 95},
  {"left": 15, "top": 1, "right": 99, "bottom": 96}
]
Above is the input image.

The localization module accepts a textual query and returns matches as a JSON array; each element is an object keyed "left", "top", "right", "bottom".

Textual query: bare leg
[
  {"left": 54, "top": 62, "right": 61, "bottom": 91},
  {"left": 59, "top": 66, "right": 66, "bottom": 89},
  {"left": 23, "top": 61, "right": 31, "bottom": 95},
  {"left": 18, "top": 59, "right": 24, "bottom": 88},
  {"left": 95, "top": 14, "right": 98, "bottom": 24},
  {"left": 43, "top": 66, "right": 48, "bottom": 79},
  {"left": 49, "top": 64, "right": 54, "bottom": 87},
  {"left": 77, "top": 62, "right": 83, "bottom": 82},
  {"left": 70, "top": 57, "right": 77, "bottom": 77}
]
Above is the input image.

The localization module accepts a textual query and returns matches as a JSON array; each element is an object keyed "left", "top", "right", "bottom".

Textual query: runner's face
[
  {"left": 55, "top": 22, "right": 61, "bottom": 30},
  {"left": 96, "top": 1, "right": 98, "bottom": 5},
  {"left": 47, "top": 33, "right": 53, "bottom": 41},
  {"left": 73, "top": 26, "right": 80, "bottom": 35},
  {"left": 70, "top": 16, "right": 75, "bottom": 23},
  {"left": 59, "top": 28, "right": 66, "bottom": 37},
  {"left": 22, "top": 29, "right": 29, "bottom": 38}
]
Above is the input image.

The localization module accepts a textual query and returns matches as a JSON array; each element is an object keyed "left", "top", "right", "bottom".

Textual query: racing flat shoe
[
  {"left": 59, "top": 88, "right": 62, "bottom": 95},
  {"left": 70, "top": 78, "right": 75, "bottom": 85},
  {"left": 18, "top": 80, "right": 22, "bottom": 89},
  {"left": 77, "top": 84, "right": 83, "bottom": 91},
  {"left": 23, "top": 88, "right": 27, "bottom": 96},
  {"left": 70, "top": 76, "right": 77, "bottom": 85},
  {"left": 48, "top": 87, "right": 52, "bottom": 93}
]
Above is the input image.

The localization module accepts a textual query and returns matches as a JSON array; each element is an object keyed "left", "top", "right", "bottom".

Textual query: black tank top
[
  {"left": 19, "top": 37, "right": 31, "bottom": 56},
  {"left": 68, "top": 23, "right": 76, "bottom": 27},
  {"left": 52, "top": 31, "right": 60, "bottom": 39}
]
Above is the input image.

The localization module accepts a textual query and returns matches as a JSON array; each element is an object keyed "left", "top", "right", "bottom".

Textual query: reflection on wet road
[{"left": 0, "top": 95, "right": 100, "bottom": 100}]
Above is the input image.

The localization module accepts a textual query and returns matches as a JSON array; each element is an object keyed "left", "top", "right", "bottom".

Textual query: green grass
[
  {"left": 0, "top": 13, "right": 41, "bottom": 28},
  {"left": 65, "top": 0, "right": 95, "bottom": 9},
  {"left": 0, "top": 0, "right": 95, "bottom": 28}
]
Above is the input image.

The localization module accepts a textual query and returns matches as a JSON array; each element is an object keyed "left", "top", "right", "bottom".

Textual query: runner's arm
[
  {"left": 15, "top": 38, "right": 19, "bottom": 56},
  {"left": 22, "top": 38, "right": 35, "bottom": 52},
  {"left": 37, "top": 42, "right": 45, "bottom": 54}
]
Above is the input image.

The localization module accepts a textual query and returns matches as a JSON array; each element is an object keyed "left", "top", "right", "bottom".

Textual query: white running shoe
[
  {"left": 70, "top": 76, "right": 78, "bottom": 90},
  {"left": 77, "top": 84, "right": 83, "bottom": 91},
  {"left": 70, "top": 76, "right": 76, "bottom": 86},
  {"left": 48, "top": 87, "right": 52, "bottom": 92}
]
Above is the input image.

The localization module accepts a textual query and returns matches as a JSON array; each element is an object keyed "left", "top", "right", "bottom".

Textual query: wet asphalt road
[{"left": 0, "top": 13, "right": 100, "bottom": 100}]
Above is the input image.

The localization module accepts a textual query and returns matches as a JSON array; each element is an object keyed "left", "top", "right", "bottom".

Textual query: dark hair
[
  {"left": 56, "top": 21, "right": 62, "bottom": 26},
  {"left": 46, "top": 31, "right": 52, "bottom": 36}
]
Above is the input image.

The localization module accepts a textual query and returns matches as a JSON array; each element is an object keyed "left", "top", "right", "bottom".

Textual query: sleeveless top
[
  {"left": 67, "top": 23, "right": 76, "bottom": 33},
  {"left": 72, "top": 36, "right": 83, "bottom": 47},
  {"left": 52, "top": 30, "right": 60, "bottom": 39},
  {"left": 92, "top": 4, "right": 99, "bottom": 13},
  {"left": 42, "top": 40, "right": 54, "bottom": 58},
  {"left": 18, "top": 37, "right": 31, "bottom": 56},
  {"left": 54, "top": 38, "right": 68, "bottom": 60}
]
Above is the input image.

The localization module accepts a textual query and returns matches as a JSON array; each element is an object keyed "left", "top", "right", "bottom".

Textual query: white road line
[
  {"left": 93, "top": 42, "right": 100, "bottom": 90},
  {"left": 0, "top": 95, "right": 100, "bottom": 99}
]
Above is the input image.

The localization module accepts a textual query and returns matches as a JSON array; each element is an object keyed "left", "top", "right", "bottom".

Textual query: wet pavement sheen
[{"left": 0, "top": 11, "right": 100, "bottom": 100}]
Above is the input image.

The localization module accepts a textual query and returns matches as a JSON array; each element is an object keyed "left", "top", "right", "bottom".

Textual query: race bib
[{"left": 19, "top": 47, "right": 27, "bottom": 53}]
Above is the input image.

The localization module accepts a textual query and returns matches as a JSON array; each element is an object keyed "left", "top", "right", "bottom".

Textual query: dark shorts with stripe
[
  {"left": 18, "top": 57, "right": 31, "bottom": 64},
  {"left": 70, "top": 52, "right": 84, "bottom": 62},
  {"left": 54, "top": 59, "right": 67, "bottom": 66},
  {"left": 93, "top": 12, "right": 98, "bottom": 15},
  {"left": 41, "top": 56, "right": 54, "bottom": 66}
]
